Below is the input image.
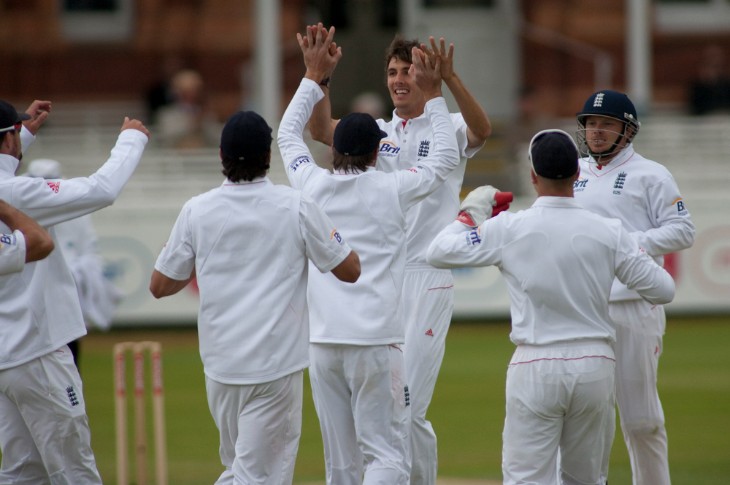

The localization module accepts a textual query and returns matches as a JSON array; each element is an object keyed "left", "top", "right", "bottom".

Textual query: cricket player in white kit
[
  {"left": 278, "top": 25, "right": 460, "bottom": 484},
  {"left": 151, "top": 109, "right": 360, "bottom": 485},
  {"left": 25, "top": 158, "right": 125, "bottom": 366},
  {"left": 573, "top": 90, "right": 695, "bottom": 485},
  {"left": 307, "top": 33, "right": 492, "bottom": 484},
  {"left": 0, "top": 198, "right": 54, "bottom": 274},
  {"left": 427, "top": 129, "right": 676, "bottom": 485},
  {"left": 0, "top": 98, "right": 149, "bottom": 484}
]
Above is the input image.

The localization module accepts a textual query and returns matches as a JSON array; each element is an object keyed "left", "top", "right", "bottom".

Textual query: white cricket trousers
[
  {"left": 309, "top": 343, "right": 410, "bottom": 485},
  {"left": 401, "top": 267, "right": 454, "bottom": 485},
  {"left": 205, "top": 371, "right": 303, "bottom": 485},
  {"left": 0, "top": 346, "right": 102, "bottom": 485},
  {"left": 610, "top": 300, "right": 670, "bottom": 485},
  {"left": 502, "top": 341, "right": 616, "bottom": 485}
]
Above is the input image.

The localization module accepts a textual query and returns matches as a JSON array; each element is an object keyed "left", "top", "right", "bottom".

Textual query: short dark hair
[
  {"left": 385, "top": 36, "right": 419, "bottom": 73},
  {"left": 331, "top": 150, "right": 374, "bottom": 174},
  {"left": 221, "top": 151, "right": 270, "bottom": 182}
]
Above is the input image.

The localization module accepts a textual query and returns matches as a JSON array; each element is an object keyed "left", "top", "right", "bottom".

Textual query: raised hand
[
  {"left": 121, "top": 117, "right": 150, "bottom": 138},
  {"left": 297, "top": 23, "right": 342, "bottom": 83},
  {"left": 23, "top": 100, "right": 52, "bottom": 135},
  {"left": 428, "top": 36, "right": 455, "bottom": 82},
  {"left": 408, "top": 46, "right": 442, "bottom": 101}
]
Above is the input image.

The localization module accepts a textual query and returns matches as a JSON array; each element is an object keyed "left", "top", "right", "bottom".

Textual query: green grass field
[{"left": 10, "top": 315, "right": 730, "bottom": 484}]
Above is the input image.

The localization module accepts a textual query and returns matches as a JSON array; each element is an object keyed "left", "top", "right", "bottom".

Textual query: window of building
[
  {"left": 60, "top": 0, "right": 133, "bottom": 42},
  {"left": 656, "top": 0, "right": 730, "bottom": 33}
]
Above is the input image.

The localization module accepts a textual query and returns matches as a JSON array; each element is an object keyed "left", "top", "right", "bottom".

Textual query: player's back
[
  {"left": 304, "top": 170, "right": 408, "bottom": 345},
  {"left": 184, "top": 180, "right": 312, "bottom": 382}
]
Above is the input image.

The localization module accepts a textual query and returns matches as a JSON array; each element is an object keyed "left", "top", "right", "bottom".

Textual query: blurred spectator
[
  {"left": 157, "top": 69, "right": 220, "bottom": 148},
  {"left": 145, "top": 55, "right": 186, "bottom": 124},
  {"left": 25, "top": 159, "right": 123, "bottom": 368},
  {"left": 689, "top": 45, "right": 730, "bottom": 115},
  {"left": 350, "top": 90, "right": 386, "bottom": 119}
]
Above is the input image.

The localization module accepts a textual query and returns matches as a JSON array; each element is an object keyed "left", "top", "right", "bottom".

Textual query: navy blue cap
[
  {"left": 333, "top": 113, "right": 387, "bottom": 156},
  {"left": 528, "top": 129, "right": 579, "bottom": 180},
  {"left": 0, "top": 100, "right": 30, "bottom": 132},
  {"left": 220, "top": 111, "right": 272, "bottom": 161}
]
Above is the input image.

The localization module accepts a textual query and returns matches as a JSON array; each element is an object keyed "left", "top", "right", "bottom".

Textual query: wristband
[{"left": 319, "top": 77, "right": 331, "bottom": 88}]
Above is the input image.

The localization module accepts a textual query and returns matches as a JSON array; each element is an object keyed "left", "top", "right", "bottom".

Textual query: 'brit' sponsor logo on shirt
[
  {"left": 573, "top": 178, "right": 588, "bottom": 192},
  {"left": 289, "top": 155, "right": 311, "bottom": 172},
  {"left": 379, "top": 141, "right": 400, "bottom": 157}
]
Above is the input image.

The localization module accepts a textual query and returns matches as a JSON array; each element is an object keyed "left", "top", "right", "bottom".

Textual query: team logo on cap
[{"left": 593, "top": 93, "right": 605, "bottom": 108}]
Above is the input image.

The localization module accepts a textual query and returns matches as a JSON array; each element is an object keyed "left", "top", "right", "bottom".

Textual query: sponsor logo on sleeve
[
  {"left": 406, "top": 164, "right": 426, "bottom": 174},
  {"left": 464, "top": 227, "right": 482, "bottom": 246},
  {"left": 289, "top": 155, "right": 312, "bottom": 172},
  {"left": 330, "top": 229, "right": 343, "bottom": 244},
  {"left": 673, "top": 197, "right": 688, "bottom": 215},
  {"left": 47, "top": 181, "right": 61, "bottom": 193},
  {"left": 0, "top": 233, "right": 16, "bottom": 246}
]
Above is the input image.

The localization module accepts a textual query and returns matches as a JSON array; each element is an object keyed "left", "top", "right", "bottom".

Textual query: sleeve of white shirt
[
  {"left": 19, "top": 125, "right": 35, "bottom": 153},
  {"left": 614, "top": 222, "right": 675, "bottom": 305},
  {"left": 427, "top": 218, "right": 503, "bottom": 268},
  {"left": 11, "top": 129, "right": 148, "bottom": 228},
  {"left": 299, "top": 194, "right": 352, "bottom": 273},
  {"left": 278, "top": 78, "right": 330, "bottom": 190},
  {"left": 0, "top": 230, "right": 26, "bottom": 275},
  {"left": 394, "top": 97, "right": 460, "bottom": 209},
  {"left": 451, "top": 113, "right": 484, "bottom": 159},
  {"left": 632, "top": 173, "right": 695, "bottom": 255},
  {"left": 154, "top": 202, "right": 196, "bottom": 281}
]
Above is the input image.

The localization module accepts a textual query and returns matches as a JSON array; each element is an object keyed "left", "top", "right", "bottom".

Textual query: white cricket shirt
[
  {"left": 278, "top": 78, "right": 460, "bottom": 344},
  {"left": 574, "top": 144, "right": 695, "bottom": 301},
  {"left": 0, "top": 230, "right": 25, "bottom": 275},
  {"left": 376, "top": 105, "right": 482, "bottom": 267},
  {"left": 0, "top": 128, "right": 148, "bottom": 369},
  {"left": 154, "top": 177, "right": 352, "bottom": 384},
  {"left": 427, "top": 197, "right": 675, "bottom": 346}
]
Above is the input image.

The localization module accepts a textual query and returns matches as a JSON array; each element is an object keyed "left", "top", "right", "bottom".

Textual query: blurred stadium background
[
  {"left": 1, "top": 1, "right": 729, "bottom": 483},
  {"left": 3, "top": 0, "right": 727, "bottom": 323}
]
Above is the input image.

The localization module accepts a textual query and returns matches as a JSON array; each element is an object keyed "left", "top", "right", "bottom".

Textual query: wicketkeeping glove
[{"left": 456, "top": 185, "right": 513, "bottom": 227}]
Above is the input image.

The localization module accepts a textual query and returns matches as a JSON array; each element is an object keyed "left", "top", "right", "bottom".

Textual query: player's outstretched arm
[
  {"left": 302, "top": 23, "right": 341, "bottom": 145},
  {"left": 427, "top": 36, "right": 491, "bottom": 147},
  {"left": 279, "top": 24, "right": 338, "bottom": 187},
  {"left": 0, "top": 199, "right": 54, "bottom": 263},
  {"left": 149, "top": 269, "right": 194, "bottom": 298}
]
